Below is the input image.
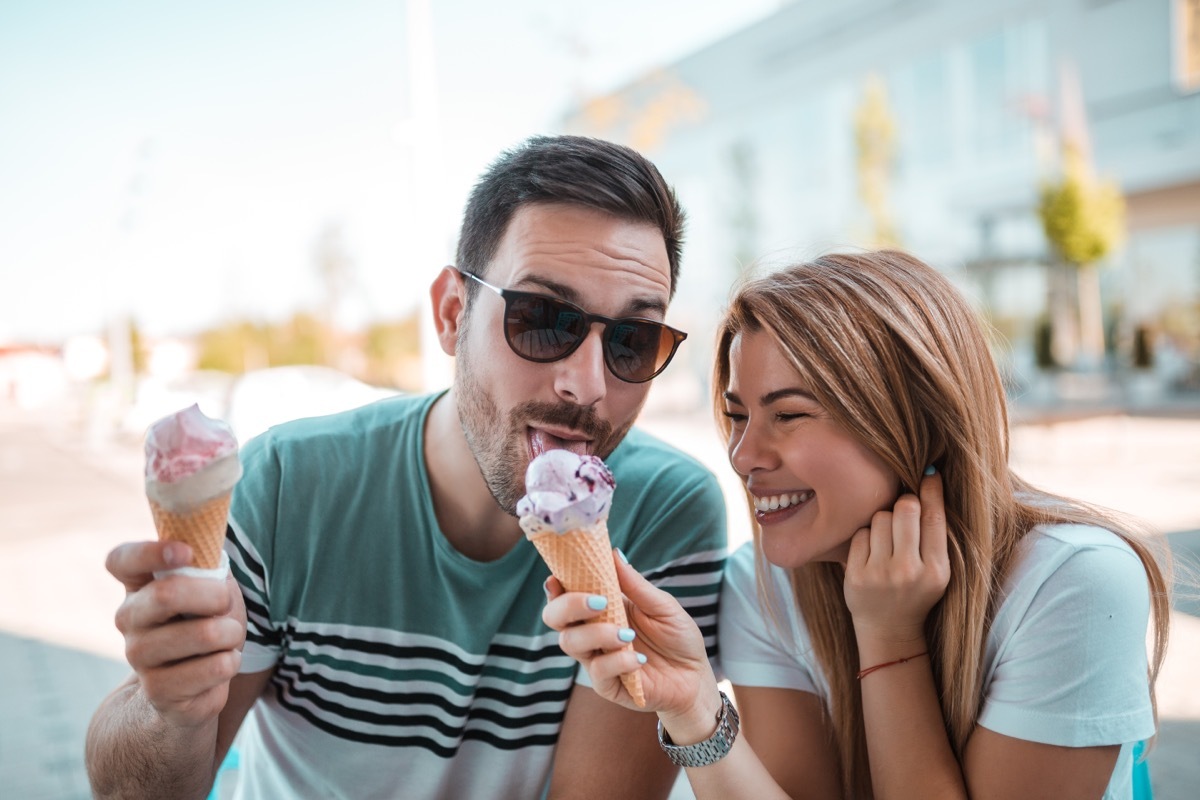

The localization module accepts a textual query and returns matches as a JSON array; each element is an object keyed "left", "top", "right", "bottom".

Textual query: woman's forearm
[
  {"left": 856, "top": 634, "right": 966, "bottom": 800},
  {"left": 657, "top": 690, "right": 833, "bottom": 800},
  {"left": 658, "top": 696, "right": 791, "bottom": 800},
  {"left": 676, "top": 735, "right": 793, "bottom": 800}
]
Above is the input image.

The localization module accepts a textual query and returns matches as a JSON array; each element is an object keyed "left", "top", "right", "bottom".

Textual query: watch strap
[{"left": 657, "top": 690, "right": 740, "bottom": 768}]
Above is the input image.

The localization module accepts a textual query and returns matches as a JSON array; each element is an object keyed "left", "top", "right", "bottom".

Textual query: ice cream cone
[
  {"left": 148, "top": 490, "right": 232, "bottom": 570},
  {"left": 530, "top": 522, "right": 646, "bottom": 707},
  {"left": 144, "top": 405, "right": 241, "bottom": 576}
]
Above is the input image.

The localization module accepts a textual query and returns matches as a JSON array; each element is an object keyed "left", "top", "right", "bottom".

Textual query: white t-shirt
[{"left": 718, "top": 524, "right": 1155, "bottom": 799}]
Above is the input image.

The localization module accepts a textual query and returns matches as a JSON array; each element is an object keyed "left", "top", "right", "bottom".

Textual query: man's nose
[{"left": 553, "top": 325, "right": 608, "bottom": 407}]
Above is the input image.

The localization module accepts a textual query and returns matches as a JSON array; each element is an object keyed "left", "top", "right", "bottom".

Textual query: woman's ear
[{"left": 429, "top": 266, "right": 466, "bottom": 356}]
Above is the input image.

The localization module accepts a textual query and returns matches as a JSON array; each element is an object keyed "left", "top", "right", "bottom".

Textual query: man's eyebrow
[{"left": 517, "top": 275, "right": 667, "bottom": 317}]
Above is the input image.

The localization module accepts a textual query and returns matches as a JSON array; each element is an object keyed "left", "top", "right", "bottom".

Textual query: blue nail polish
[
  {"left": 924, "top": 464, "right": 936, "bottom": 476},
  {"left": 587, "top": 595, "right": 608, "bottom": 611},
  {"left": 616, "top": 548, "right": 629, "bottom": 565},
  {"left": 618, "top": 628, "right": 636, "bottom": 642},
  {"left": 636, "top": 652, "right": 648, "bottom": 664}
]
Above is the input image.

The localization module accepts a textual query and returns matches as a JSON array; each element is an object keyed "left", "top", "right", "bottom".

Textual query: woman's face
[{"left": 723, "top": 329, "right": 901, "bottom": 568}]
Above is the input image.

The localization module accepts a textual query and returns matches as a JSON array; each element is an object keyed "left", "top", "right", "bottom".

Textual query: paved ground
[{"left": 1, "top": 398, "right": 1197, "bottom": 799}]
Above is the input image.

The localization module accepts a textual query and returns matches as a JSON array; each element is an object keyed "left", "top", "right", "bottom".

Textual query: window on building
[
  {"left": 965, "top": 21, "right": 1048, "bottom": 165},
  {"left": 913, "top": 54, "right": 950, "bottom": 167},
  {"left": 890, "top": 52, "right": 950, "bottom": 172},
  {"left": 969, "top": 30, "right": 1028, "bottom": 161}
]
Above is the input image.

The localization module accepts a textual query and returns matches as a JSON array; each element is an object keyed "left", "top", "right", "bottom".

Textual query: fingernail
[
  {"left": 924, "top": 464, "right": 936, "bottom": 476},
  {"left": 165, "top": 543, "right": 187, "bottom": 566},
  {"left": 635, "top": 652, "right": 648, "bottom": 664},
  {"left": 618, "top": 628, "right": 636, "bottom": 643},
  {"left": 616, "top": 548, "right": 629, "bottom": 565},
  {"left": 543, "top": 579, "right": 553, "bottom": 602},
  {"left": 586, "top": 595, "right": 609, "bottom": 611}
]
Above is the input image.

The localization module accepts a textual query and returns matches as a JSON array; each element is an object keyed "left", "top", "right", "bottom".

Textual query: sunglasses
[{"left": 458, "top": 269, "right": 687, "bottom": 383}]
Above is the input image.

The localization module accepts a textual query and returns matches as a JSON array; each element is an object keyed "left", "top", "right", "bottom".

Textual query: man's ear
[{"left": 430, "top": 266, "right": 466, "bottom": 356}]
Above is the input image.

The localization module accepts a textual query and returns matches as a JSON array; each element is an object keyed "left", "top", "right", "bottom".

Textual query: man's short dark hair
[{"left": 455, "top": 135, "right": 686, "bottom": 299}]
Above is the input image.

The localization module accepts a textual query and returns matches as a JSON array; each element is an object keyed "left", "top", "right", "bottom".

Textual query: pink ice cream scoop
[
  {"left": 145, "top": 403, "right": 239, "bottom": 484},
  {"left": 144, "top": 405, "right": 242, "bottom": 574}
]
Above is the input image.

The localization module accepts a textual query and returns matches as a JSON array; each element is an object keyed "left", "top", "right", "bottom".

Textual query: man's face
[{"left": 455, "top": 202, "right": 673, "bottom": 514}]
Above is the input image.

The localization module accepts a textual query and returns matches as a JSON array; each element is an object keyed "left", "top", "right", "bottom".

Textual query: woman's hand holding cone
[{"left": 543, "top": 550, "right": 718, "bottom": 721}]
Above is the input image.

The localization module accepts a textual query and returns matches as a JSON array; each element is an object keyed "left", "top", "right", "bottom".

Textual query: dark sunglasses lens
[
  {"left": 505, "top": 295, "right": 585, "bottom": 360},
  {"left": 501, "top": 289, "right": 682, "bottom": 382},
  {"left": 605, "top": 321, "right": 678, "bottom": 382}
]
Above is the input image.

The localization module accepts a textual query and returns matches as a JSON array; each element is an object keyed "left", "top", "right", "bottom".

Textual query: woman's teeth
[{"left": 753, "top": 491, "right": 812, "bottom": 512}]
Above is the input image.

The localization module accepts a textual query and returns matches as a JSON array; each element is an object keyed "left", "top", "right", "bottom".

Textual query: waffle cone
[
  {"left": 148, "top": 491, "right": 231, "bottom": 570},
  {"left": 530, "top": 524, "right": 646, "bottom": 707}
]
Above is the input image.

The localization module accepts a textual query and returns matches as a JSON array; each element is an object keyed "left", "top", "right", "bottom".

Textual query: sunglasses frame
[{"left": 457, "top": 268, "right": 687, "bottom": 384}]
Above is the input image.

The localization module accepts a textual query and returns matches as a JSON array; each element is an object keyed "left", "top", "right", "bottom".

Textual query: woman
[{"left": 543, "top": 250, "right": 1170, "bottom": 799}]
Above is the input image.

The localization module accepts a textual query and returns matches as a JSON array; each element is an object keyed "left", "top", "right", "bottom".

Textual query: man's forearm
[{"left": 86, "top": 676, "right": 220, "bottom": 800}]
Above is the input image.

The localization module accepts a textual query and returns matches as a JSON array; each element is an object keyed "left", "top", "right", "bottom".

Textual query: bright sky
[{"left": 0, "top": 0, "right": 780, "bottom": 344}]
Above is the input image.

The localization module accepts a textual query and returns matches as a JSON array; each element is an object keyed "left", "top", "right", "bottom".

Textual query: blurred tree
[
  {"left": 854, "top": 74, "right": 900, "bottom": 248},
  {"left": 269, "top": 312, "right": 327, "bottom": 367},
  {"left": 197, "top": 313, "right": 333, "bottom": 374},
  {"left": 197, "top": 321, "right": 270, "bottom": 373},
  {"left": 363, "top": 313, "right": 422, "bottom": 390},
  {"left": 627, "top": 70, "right": 708, "bottom": 153},
  {"left": 573, "top": 69, "right": 707, "bottom": 153},
  {"left": 106, "top": 315, "right": 135, "bottom": 396},
  {"left": 128, "top": 319, "right": 148, "bottom": 375},
  {"left": 1037, "top": 143, "right": 1125, "bottom": 368},
  {"left": 315, "top": 222, "right": 356, "bottom": 372}
]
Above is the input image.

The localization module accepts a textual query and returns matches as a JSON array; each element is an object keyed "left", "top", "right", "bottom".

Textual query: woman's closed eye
[{"left": 771, "top": 409, "right": 816, "bottom": 424}]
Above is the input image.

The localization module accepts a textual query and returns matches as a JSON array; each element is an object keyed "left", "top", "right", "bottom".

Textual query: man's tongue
[{"left": 529, "top": 428, "right": 589, "bottom": 459}]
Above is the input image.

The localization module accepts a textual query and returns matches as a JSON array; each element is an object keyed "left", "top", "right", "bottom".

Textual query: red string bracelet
[{"left": 856, "top": 651, "right": 928, "bottom": 680}]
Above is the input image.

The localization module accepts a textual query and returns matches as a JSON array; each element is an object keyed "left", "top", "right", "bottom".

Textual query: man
[{"left": 86, "top": 135, "right": 727, "bottom": 799}]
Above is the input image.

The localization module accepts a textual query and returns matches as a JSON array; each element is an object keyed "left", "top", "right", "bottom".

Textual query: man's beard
[{"left": 455, "top": 345, "right": 636, "bottom": 516}]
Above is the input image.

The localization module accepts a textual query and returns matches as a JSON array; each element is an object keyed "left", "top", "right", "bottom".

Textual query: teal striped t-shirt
[{"left": 225, "top": 392, "right": 727, "bottom": 799}]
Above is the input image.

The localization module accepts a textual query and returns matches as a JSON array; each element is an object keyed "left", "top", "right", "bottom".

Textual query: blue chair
[{"left": 1132, "top": 740, "right": 1152, "bottom": 800}]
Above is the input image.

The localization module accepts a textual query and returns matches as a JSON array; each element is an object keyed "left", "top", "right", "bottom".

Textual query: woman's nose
[{"left": 729, "top": 420, "right": 778, "bottom": 476}]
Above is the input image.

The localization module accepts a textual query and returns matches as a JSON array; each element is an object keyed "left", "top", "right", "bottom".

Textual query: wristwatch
[{"left": 657, "top": 691, "right": 740, "bottom": 768}]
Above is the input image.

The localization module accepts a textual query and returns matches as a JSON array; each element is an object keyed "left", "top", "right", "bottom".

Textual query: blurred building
[{"left": 564, "top": 0, "right": 1200, "bottom": 393}]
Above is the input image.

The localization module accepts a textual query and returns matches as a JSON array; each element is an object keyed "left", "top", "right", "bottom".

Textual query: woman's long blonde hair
[{"left": 712, "top": 251, "right": 1171, "bottom": 799}]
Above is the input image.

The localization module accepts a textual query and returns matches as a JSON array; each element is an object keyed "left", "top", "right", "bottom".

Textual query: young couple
[{"left": 88, "top": 135, "right": 1166, "bottom": 799}]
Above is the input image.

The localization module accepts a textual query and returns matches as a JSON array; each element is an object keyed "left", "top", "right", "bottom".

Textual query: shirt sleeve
[
  {"left": 226, "top": 430, "right": 286, "bottom": 673},
  {"left": 976, "top": 538, "right": 1156, "bottom": 747},
  {"left": 718, "top": 543, "right": 819, "bottom": 694}
]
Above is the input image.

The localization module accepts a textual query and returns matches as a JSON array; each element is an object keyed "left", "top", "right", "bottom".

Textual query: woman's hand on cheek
[{"left": 843, "top": 469, "right": 952, "bottom": 644}]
